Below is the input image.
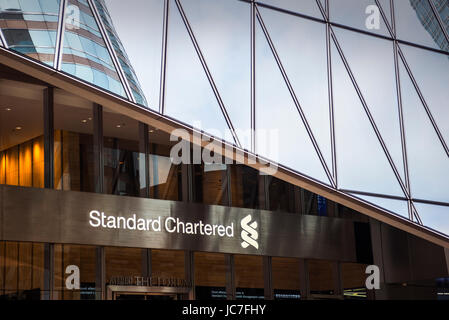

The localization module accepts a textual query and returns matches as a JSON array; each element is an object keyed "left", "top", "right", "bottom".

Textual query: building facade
[{"left": 0, "top": 0, "right": 448, "bottom": 300}]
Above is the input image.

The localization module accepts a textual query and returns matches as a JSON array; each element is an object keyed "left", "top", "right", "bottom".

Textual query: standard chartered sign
[{"left": 89, "top": 210, "right": 241, "bottom": 241}]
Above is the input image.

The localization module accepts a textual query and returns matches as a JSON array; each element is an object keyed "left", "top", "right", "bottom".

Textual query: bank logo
[{"left": 240, "top": 215, "right": 259, "bottom": 250}]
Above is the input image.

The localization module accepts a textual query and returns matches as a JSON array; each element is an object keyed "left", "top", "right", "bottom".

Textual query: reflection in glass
[
  {"left": 93, "top": 0, "right": 148, "bottom": 106},
  {"left": 0, "top": 0, "right": 60, "bottom": 65},
  {"left": 255, "top": 21, "right": 329, "bottom": 184},
  {"left": 400, "top": 44, "right": 449, "bottom": 146},
  {"left": 259, "top": 7, "right": 332, "bottom": 172},
  {"left": 395, "top": 0, "right": 449, "bottom": 51},
  {"left": 399, "top": 60, "right": 449, "bottom": 203},
  {"left": 341, "top": 263, "right": 368, "bottom": 300},
  {"left": 193, "top": 163, "right": 228, "bottom": 206},
  {"left": 61, "top": 0, "right": 126, "bottom": 96},
  {"left": 330, "top": 0, "right": 390, "bottom": 36},
  {"left": 106, "top": 247, "right": 142, "bottom": 282},
  {"left": 333, "top": 27, "right": 405, "bottom": 182},
  {"left": 414, "top": 202, "right": 449, "bottom": 236},
  {"left": 103, "top": 106, "right": 145, "bottom": 197},
  {"left": 230, "top": 165, "right": 263, "bottom": 209},
  {"left": 331, "top": 39, "right": 404, "bottom": 197}
]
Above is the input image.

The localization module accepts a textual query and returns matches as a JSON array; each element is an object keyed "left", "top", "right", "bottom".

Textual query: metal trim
[
  {"left": 44, "top": 87, "right": 55, "bottom": 189},
  {"left": 159, "top": 0, "right": 169, "bottom": 114},
  {"left": 250, "top": 0, "right": 256, "bottom": 153},
  {"left": 0, "top": 25, "right": 8, "bottom": 49},
  {"left": 54, "top": 0, "right": 67, "bottom": 70}
]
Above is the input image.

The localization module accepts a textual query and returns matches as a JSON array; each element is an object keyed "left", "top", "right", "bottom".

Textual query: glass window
[
  {"left": 165, "top": 0, "right": 232, "bottom": 141},
  {"left": 194, "top": 252, "right": 226, "bottom": 300},
  {"left": 103, "top": 106, "right": 146, "bottom": 197},
  {"left": 234, "top": 255, "right": 264, "bottom": 299},
  {"left": 106, "top": 247, "right": 142, "bottom": 283},
  {"left": 255, "top": 17, "right": 330, "bottom": 184},
  {"left": 230, "top": 165, "right": 263, "bottom": 210},
  {"left": 395, "top": 0, "right": 449, "bottom": 52},
  {"left": 151, "top": 249, "right": 185, "bottom": 280},
  {"left": 259, "top": 0, "right": 323, "bottom": 19},
  {"left": 414, "top": 203, "right": 449, "bottom": 237},
  {"left": 341, "top": 263, "right": 368, "bottom": 300},
  {"left": 267, "top": 176, "right": 300, "bottom": 214},
  {"left": 104, "top": 0, "right": 163, "bottom": 109},
  {"left": 350, "top": 194, "right": 409, "bottom": 218},
  {"left": 272, "top": 257, "right": 301, "bottom": 300},
  {"left": 258, "top": 7, "right": 332, "bottom": 172},
  {"left": 54, "top": 244, "right": 97, "bottom": 300},
  {"left": 193, "top": 163, "right": 229, "bottom": 206},
  {"left": 331, "top": 37, "right": 404, "bottom": 197},
  {"left": 308, "top": 260, "right": 334, "bottom": 295},
  {"left": 149, "top": 130, "right": 182, "bottom": 201},
  {"left": 330, "top": 0, "right": 391, "bottom": 36},
  {"left": 0, "top": 81, "right": 44, "bottom": 188},
  {"left": 181, "top": 0, "right": 251, "bottom": 149},
  {"left": 0, "top": 242, "right": 45, "bottom": 300},
  {"left": 54, "top": 90, "right": 95, "bottom": 192}
]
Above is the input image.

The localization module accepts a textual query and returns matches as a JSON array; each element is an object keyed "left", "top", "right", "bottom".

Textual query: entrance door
[{"left": 107, "top": 285, "right": 191, "bottom": 300}]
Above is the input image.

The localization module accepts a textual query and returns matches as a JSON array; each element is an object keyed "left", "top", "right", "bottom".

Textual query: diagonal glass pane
[
  {"left": 258, "top": 0, "right": 323, "bottom": 19},
  {"left": 61, "top": 0, "right": 126, "bottom": 97},
  {"left": 378, "top": 0, "right": 392, "bottom": 28},
  {"left": 93, "top": 0, "right": 148, "bottom": 106},
  {"left": 180, "top": 0, "right": 251, "bottom": 150},
  {"left": 330, "top": 0, "right": 391, "bottom": 37},
  {"left": 350, "top": 193, "right": 409, "bottom": 218},
  {"left": 400, "top": 44, "right": 449, "bottom": 148},
  {"left": 259, "top": 7, "right": 332, "bottom": 173},
  {"left": 431, "top": 0, "right": 449, "bottom": 35},
  {"left": 414, "top": 202, "right": 449, "bottom": 236},
  {"left": 333, "top": 27, "right": 405, "bottom": 183},
  {"left": 399, "top": 58, "right": 449, "bottom": 203},
  {"left": 0, "top": 0, "right": 61, "bottom": 66},
  {"left": 105, "top": 0, "right": 163, "bottom": 110},
  {"left": 331, "top": 38, "right": 404, "bottom": 197},
  {"left": 255, "top": 21, "right": 330, "bottom": 184},
  {"left": 164, "top": 0, "right": 231, "bottom": 140},
  {"left": 395, "top": 0, "right": 449, "bottom": 52}
]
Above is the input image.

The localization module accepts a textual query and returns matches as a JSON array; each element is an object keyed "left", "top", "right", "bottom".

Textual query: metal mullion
[
  {"left": 392, "top": 39, "right": 412, "bottom": 219},
  {"left": 174, "top": 0, "right": 242, "bottom": 148},
  {"left": 87, "top": 0, "right": 135, "bottom": 103},
  {"left": 330, "top": 27, "right": 410, "bottom": 199},
  {"left": 323, "top": 0, "right": 337, "bottom": 186},
  {"left": 315, "top": 0, "right": 327, "bottom": 20},
  {"left": 342, "top": 188, "right": 408, "bottom": 201},
  {"left": 256, "top": 6, "right": 335, "bottom": 188},
  {"left": 390, "top": 0, "right": 396, "bottom": 37},
  {"left": 0, "top": 27, "right": 7, "bottom": 49},
  {"left": 44, "top": 87, "right": 55, "bottom": 189},
  {"left": 397, "top": 46, "right": 449, "bottom": 158},
  {"left": 53, "top": 0, "right": 67, "bottom": 70},
  {"left": 374, "top": 0, "right": 394, "bottom": 39},
  {"left": 412, "top": 198, "right": 449, "bottom": 208},
  {"left": 410, "top": 201, "right": 423, "bottom": 225},
  {"left": 251, "top": 0, "right": 256, "bottom": 153},
  {"left": 428, "top": 0, "right": 449, "bottom": 46},
  {"left": 159, "top": 0, "right": 169, "bottom": 114}
]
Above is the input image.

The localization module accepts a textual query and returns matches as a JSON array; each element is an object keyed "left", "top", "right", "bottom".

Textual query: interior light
[
  {"left": 15, "top": 126, "right": 22, "bottom": 131},
  {"left": 81, "top": 119, "right": 88, "bottom": 123}
]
